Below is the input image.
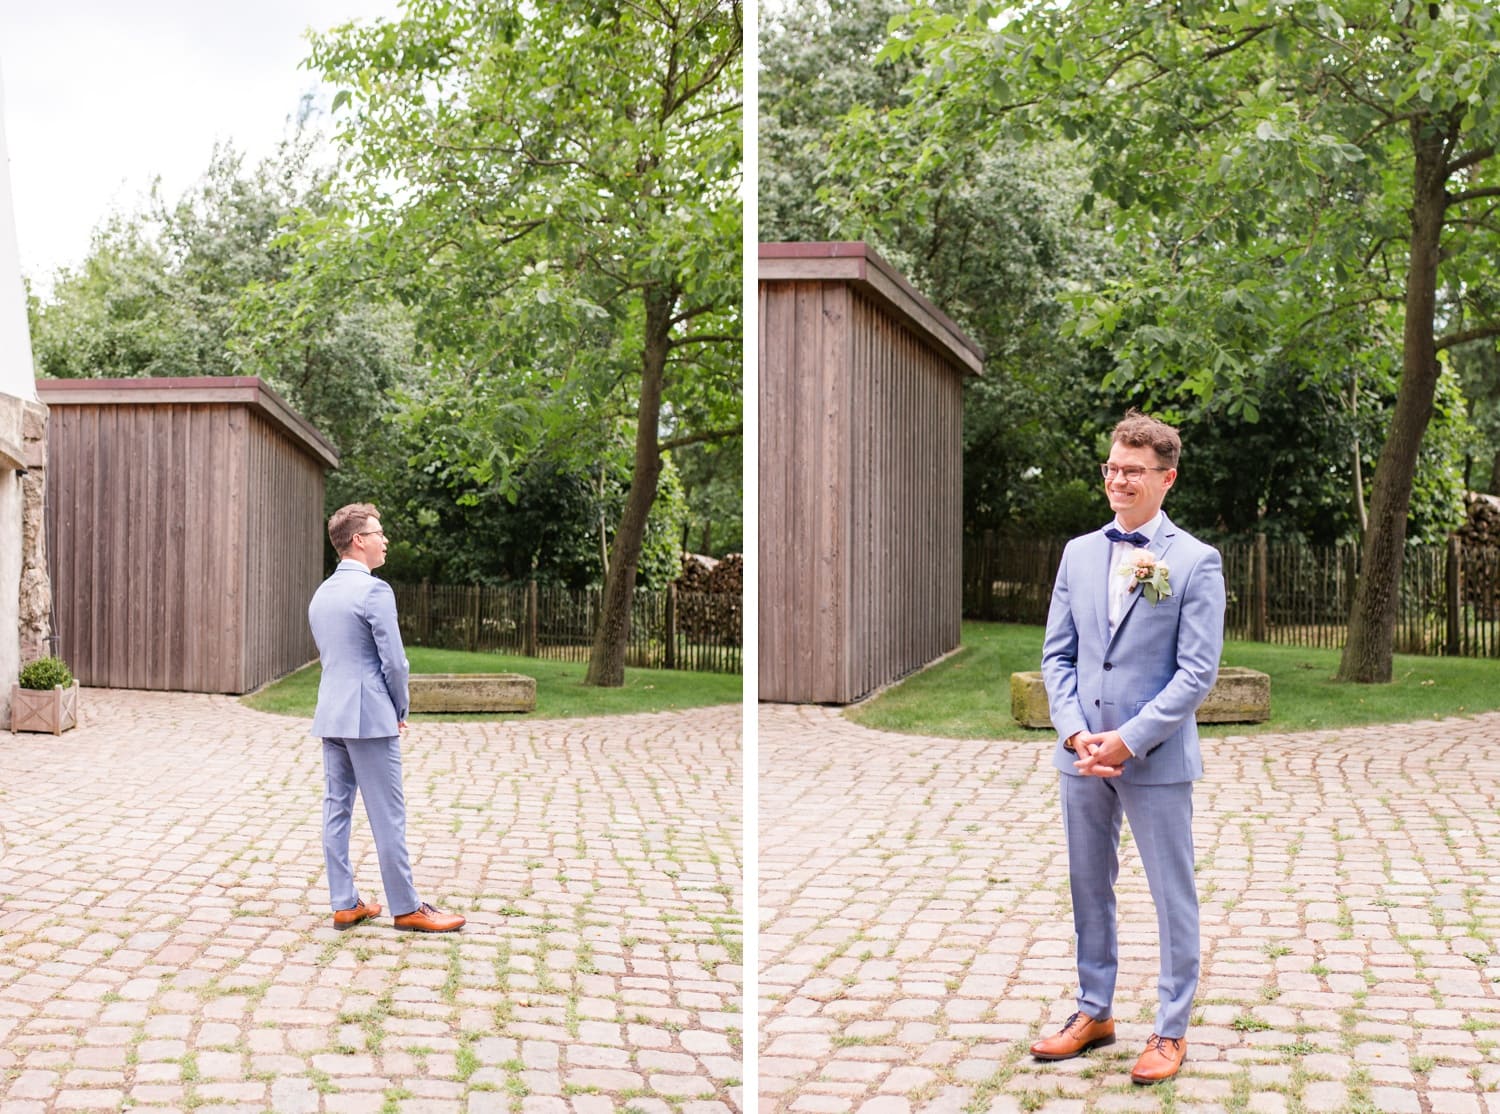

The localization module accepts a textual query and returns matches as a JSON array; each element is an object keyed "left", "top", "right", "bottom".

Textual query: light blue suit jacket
[
  {"left": 308, "top": 559, "right": 410, "bottom": 739},
  {"left": 1041, "top": 513, "right": 1226, "bottom": 785}
]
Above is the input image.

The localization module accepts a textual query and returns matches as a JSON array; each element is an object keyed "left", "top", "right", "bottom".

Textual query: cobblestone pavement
[
  {"left": 759, "top": 704, "right": 1500, "bottom": 1113},
  {"left": 0, "top": 689, "right": 742, "bottom": 1114}
]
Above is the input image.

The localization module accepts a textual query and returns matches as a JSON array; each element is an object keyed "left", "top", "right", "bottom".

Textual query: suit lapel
[{"left": 1091, "top": 530, "right": 1114, "bottom": 648}]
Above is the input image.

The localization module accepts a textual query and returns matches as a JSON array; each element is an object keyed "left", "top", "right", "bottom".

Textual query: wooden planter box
[
  {"left": 10, "top": 682, "right": 81, "bottom": 735},
  {"left": 408, "top": 674, "right": 536, "bottom": 714}
]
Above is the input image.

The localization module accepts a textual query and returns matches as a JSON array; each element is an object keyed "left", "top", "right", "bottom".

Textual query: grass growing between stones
[
  {"left": 242, "top": 647, "right": 740, "bottom": 720},
  {"left": 847, "top": 621, "right": 1500, "bottom": 739}
]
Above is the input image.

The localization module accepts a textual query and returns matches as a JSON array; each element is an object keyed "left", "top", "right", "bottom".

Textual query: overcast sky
[{"left": 0, "top": 0, "right": 403, "bottom": 290}]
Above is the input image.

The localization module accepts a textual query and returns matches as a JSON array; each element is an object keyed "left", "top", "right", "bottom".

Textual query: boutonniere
[{"left": 1117, "top": 549, "right": 1172, "bottom": 605}]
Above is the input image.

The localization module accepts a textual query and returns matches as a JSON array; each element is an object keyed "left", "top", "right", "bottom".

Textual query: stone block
[
  {"left": 1009, "top": 666, "right": 1269, "bottom": 729},
  {"left": 1197, "top": 666, "right": 1272, "bottom": 724},
  {"left": 408, "top": 673, "right": 536, "bottom": 714}
]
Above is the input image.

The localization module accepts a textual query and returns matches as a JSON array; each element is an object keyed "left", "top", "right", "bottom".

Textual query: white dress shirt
[{"left": 1107, "top": 511, "right": 1163, "bottom": 633}]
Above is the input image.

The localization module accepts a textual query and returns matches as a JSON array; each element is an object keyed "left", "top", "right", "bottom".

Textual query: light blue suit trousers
[
  {"left": 1041, "top": 513, "right": 1226, "bottom": 1037},
  {"left": 308, "top": 560, "right": 419, "bottom": 916}
]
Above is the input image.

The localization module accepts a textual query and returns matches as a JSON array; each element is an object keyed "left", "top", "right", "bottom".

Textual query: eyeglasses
[
  {"left": 356, "top": 529, "right": 387, "bottom": 540},
  {"left": 1100, "top": 463, "right": 1170, "bottom": 482}
]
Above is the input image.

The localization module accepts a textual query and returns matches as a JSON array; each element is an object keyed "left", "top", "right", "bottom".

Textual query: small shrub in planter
[
  {"left": 11, "top": 657, "right": 79, "bottom": 735},
  {"left": 19, "top": 657, "right": 73, "bottom": 690}
]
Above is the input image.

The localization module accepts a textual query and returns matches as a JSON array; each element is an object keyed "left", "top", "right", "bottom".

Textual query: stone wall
[
  {"left": 18, "top": 398, "right": 48, "bottom": 663},
  {"left": 0, "top": 391, "right": 49, "bottom": 728}
]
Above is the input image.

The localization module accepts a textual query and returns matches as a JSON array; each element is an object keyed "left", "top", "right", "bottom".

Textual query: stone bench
[
  {"left": 409, "top": 673, "right": 536, "bottom": 714},
  {"left": 1009, "top": 667, "right": 1270, "bottom": 729}
]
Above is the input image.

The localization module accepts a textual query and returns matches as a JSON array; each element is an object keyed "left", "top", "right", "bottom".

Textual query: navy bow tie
[{"left": 1105, "top": 527, "right": 1150, "bottom": 547}]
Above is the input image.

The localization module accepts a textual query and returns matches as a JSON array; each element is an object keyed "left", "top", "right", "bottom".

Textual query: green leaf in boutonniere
[{"left": 1117, "top": 550, "right": 1173, "bottom": 605}]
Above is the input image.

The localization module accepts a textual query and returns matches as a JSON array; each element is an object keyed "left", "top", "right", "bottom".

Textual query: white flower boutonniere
[{"left": 1117, "top": 549, "right": 1172, "bottom": 605}]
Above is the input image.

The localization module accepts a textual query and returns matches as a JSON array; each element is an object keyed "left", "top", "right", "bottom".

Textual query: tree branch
[
  {"left": 1447, "top": 185, "right": 1500, "bottom": 207},
  {"left": 1293, "top": 293, "right": 1398, "bottom": 337},
  {"left": 668, "top": 332, "right": 740, "bottom": 348},
  {"left": 1446, "top": 144, "right": 1495, "bottom": 177},
  {"left": 1202, "top": 23, "right": 1273, "bottom": 61},
  {"left": 1436, "top": 322, "right": 1500, "bottom": 351},
  {"left": 660, "top": 424, "right": 742, "bottom": 451}
]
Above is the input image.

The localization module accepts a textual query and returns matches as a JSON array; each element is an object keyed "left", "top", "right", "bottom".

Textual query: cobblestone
[
  {"left": 759, "top": 704, "right": 1500, "bottom": 1111},
  {"left": 0, "top": 688, "right": 741, "bottom": 1111}
]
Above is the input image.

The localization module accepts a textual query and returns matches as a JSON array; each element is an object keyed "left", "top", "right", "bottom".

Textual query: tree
[
  {"left": 761, "top": 0, "right": 1127, "bottom": 541},
  {"left": 879, "top": 0, "right": 1500, "bottom": 680},
  {"left": 303, "top": 0, "right": 742, "bottom": 686},
  {"left": 29, "top": 213, "right": 203, "bottom": 379},
  {"left": 28, "top": 140, "right": 420, "bottom": 494}
]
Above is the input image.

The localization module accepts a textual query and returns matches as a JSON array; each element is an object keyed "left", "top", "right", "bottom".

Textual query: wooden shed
[
  {"left": 35, "top": 376, "right": 338, "bottom": 694},
  {"left": 759, "top": 242, "right": 983, "bottom": 704}
]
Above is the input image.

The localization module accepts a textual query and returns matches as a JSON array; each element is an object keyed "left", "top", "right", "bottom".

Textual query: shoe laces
[
  {"left": 1061, "top": 1011, "right": 1088, "bottom": 1033},
  {"left": 1145, "top": 1034, "right": 1181, "bottom": 1055}
]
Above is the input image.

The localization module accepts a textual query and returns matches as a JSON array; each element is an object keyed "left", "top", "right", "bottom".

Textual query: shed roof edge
[
  {"left": 758, "top": 242, "right": 984, "bottom": 376},
  {"left": 34, "top": 376, "right": 340, "bottom": 468}
]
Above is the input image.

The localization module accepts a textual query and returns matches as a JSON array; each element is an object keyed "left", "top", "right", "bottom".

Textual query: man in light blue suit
[
  {"left": 308, "top": 503, "right": 464, "bottom": 934},
  {"left": 1034, "top": 412, "right": 1225, "bottom": 1084}
]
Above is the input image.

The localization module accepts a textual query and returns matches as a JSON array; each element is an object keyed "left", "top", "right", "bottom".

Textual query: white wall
[
  {"left": 0, "top": 58, "right": 35, "bottom": 718},
  {"left": 0, "top": 60, "right": 37, "bottom": 403}
]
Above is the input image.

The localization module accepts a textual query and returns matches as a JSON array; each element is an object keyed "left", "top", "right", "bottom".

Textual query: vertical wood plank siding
[
  {"left": 241, "top": 411, "right": 324, "bottom": 692},
  {"left": 759, "top": 244, "right": 980, "bottom": 703},
  {"left": 40, "top": 378, "right": 333, "bottom": 694}
]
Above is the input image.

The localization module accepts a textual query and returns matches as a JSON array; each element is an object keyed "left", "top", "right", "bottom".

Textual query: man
[
  {"left": 308, "top": 503, "right": 465, "bottom": 934},
  {"left": 1033, "top": 411, "right": 1225, "bottom": 1084}
]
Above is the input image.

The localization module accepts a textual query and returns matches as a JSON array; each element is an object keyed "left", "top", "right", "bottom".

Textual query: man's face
[
  {"left": 1103, "top": 443, "right": 1176, "bottom": 527},
  {"left": 354, "top": 517, "right": 389, "bottom": 570}
]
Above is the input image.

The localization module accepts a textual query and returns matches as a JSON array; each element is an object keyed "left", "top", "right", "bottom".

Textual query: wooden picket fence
[
  {"left": 391, "top": 581, "right": 742, "bottom": 674},
  {"left": 963, "top": 532, "right": 1500, "bottom": 658}
]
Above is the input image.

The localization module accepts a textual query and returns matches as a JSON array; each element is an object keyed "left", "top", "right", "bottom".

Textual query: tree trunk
[
  {"left": 1350, "top": 372, "right": 1367, "bottom": 535},
  {"left": 1337, "top": 121, "right": 1449, "bottom": 682},
  {"left": 585, "top": 289, "right": 673, "bottom": 686}
]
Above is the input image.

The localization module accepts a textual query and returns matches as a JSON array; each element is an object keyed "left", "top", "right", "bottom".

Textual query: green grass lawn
[
  {"left": 847, "top": 620, "right": 1500, "bottom": 740},
  {"left": 242, "top": 647, "right": 741, "bottom": 721}
]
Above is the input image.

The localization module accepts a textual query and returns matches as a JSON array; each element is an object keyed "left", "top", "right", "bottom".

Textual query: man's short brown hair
[
  {"left": 328, "top": 503, "right": 379, "bottom": 555},
  {"left": 1112, "top": 409, "right": 1181, "bottom": 469}
]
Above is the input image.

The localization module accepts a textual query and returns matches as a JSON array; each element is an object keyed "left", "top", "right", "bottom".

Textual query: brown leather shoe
[
  {"left": 1131, "top": 1034, "right": 1187, "bottom": 1084},
  {"left": 393, "top": 902, "right": 466, "bottom": 933},
  {"left": 332, "top": 898, "right": 381, "bottom": 931},
  {"left": 1030, "top": 1011, "right": 1116, "bottom": 1060}
]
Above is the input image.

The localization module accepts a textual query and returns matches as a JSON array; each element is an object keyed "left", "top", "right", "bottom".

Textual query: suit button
[
  {"left": 1094, "top": 699, "right": 1100, "bottom": 707},
  {"left": 1103, "top": 662, "right": 1113, "bottom": 670}
]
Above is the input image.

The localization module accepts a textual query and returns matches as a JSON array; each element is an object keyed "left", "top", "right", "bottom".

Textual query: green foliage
[
  {"left": 1453, "top": 341, "right": 1500, "bottom": 494},
  {"left": 807, "top": 0, "right": 1500, "bottom": 562},
  {"left": 18, "top": 657, "right": 74, "bottom": 691},
  {"left": 299, "top": 0, "right": 741, "bottom": 680},
  {"left": 376, "top": 436, "right": 689, "bottom": 590},
  {"left": 674, "top": 438, "right": 742, "bottom": 556},
  {"left": 29, "top": 212, "right": 206, "bottom": 379},
  {"left": 27, "top": 138, "right": 423, "bottom": 511},
  {"left": 301, "top": 0, "right": 742, "bottom": 495},
  {"left": 760, "top": 1, "right": 1123, "bottom": 541}
]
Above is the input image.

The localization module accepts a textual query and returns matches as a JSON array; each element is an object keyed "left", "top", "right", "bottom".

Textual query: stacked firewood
[
  {"left": 675, "top": 552, "right": 743, "bottom": 645},
  {"left": 1458, "top": 492, "right": 1500, "bottom": 548},
  {"left": 1459, "top": 493, "right": 1500, "bottom": 619}
]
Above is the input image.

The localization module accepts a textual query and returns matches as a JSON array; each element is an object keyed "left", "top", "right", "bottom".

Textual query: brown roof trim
[
  {"left": 759, "top": 242, "right": 984, "bottom": 376},
  {"left": 34, "top": 376, "right": 340, "bottom": 468}
]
